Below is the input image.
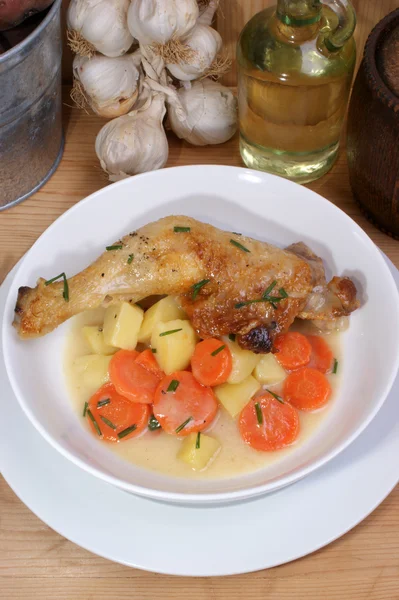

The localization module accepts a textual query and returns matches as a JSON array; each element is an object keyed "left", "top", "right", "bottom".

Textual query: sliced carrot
[
  {"left": 191, "top": 338, "right": 232, "bottom": 386},
  {"left": 307, "top": 335, "right": 334, "bottom": 374},
  {"left": 109, "top": 349, "right": 160, "bottom": 404},
  {"left": 135, "top": 349, "right": 164, "bottom": 380},
  {"left": 284, "top": 367, "right": 331, "bottom": 411},
  {"left": 273, "top": 331, "right": 312, "bottom": 371},
  {"left": 239, "top": 393, "right": 300, "bottom": 451},
  {"left": 87, "top": 382, "right": 150, "bottom": 442},
  {"left": 153, "top": 371, "right": 218, "bottom": 436}
]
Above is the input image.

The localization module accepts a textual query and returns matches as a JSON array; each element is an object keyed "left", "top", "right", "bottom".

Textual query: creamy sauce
[{"left": 64, "top": 309, "right": 341, "bottom": 480}]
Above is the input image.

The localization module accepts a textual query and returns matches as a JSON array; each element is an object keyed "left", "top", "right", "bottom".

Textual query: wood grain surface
[{"left": 2, "top": 0, "right": 399, "bottom": 598}]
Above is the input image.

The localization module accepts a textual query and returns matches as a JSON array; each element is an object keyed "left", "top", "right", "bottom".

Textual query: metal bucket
[{"left": 0, "top": 0, "right": 63, "bottom": 211}]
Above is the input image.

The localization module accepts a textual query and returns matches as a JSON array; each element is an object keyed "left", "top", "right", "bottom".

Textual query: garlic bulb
[
  {"left": 127, "top": 0, "right": 199, "bottom": 45},
  {"left": 165, "top": 24, "right": 222, "bottom": 81},
  {"left": 73, "top": 52, "right": 141, "bottom": 118},
  {"left": 67, "top": 0, "right": 134, "bottom": 58},
  {"left": 95, "top": 93, "right": 169, "bottom": 181},
  {"left": 167, "top": 79, "right": 237, "bottom": 145}
]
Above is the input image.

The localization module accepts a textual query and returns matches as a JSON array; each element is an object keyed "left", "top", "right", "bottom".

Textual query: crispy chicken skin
[{"left": 13, "top": 216, "right": 359, "bottom": 352}]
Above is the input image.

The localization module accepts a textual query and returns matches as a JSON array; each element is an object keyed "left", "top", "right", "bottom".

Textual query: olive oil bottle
[{"left": 237, "top": 0, "right": 356, "bottom": 183}]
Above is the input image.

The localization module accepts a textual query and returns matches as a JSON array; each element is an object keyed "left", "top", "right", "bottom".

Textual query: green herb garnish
[
  {"left": 191, "top": 279, "right": 211, "bottom": 300},
  {"left": 100, "top": 416, "right": 117, "bottom": 430},
  {"left": 174, "top": 226, "right": 191, "bottom": 233},
  {"left": 159, "top": 328, "right": 183, "bottom": 337},
  {"left": 83, "top": 401, "right": 88, "bottom": 417},
  {"left": 255, "top": 402, "right": 263, "bottom": 425},
  {"left": 228, "top": 333, "right": 236, "bottom": 342},
  {"left": 175, "top": 416, "right": 193, "bottom": 434},
  {"left": 44, "top": 272, "right": 69, "bottom": 302},
  {"left": 118, "top": 424, "right": 137, "bottom": 439},
  {"left": 235, "top": 281, "right": 289, "bottom": 310},
  {"left": 167, "top": 379, "right": 180, "bottom": 392},
  {"left": 230, "top": 239, "right": 250, "bottom": 253},
  {"left": 97, "top": 398, "right": 110, "bottom": 408},
  {"left": 106, "top": 244, "right": 123, "bottom": 251},
  {"left": 333, "top": 359, "right": 338, "bottom": 374},
  {"left": 151, "top": 348, "right": 157, "bottom": 353},
  {"left": 232, "top": 232, "right": 242, "bottom": 236},
  {"left": 87, "top": 409, "right": 102, "bottom": 436},
  {"left": 211, "top": 344, "right": 226, "bottom": 357},
  {"left": 267, "top": 389, "right": 284, "bottom": 404},
  {"left": 196, "top": 432, "right": 201, "bottom": 449},
  {"left": 127, "top": 254, "right": 134, "bottom": 264},
  {"left": 148, "top": 415, "right": 161, "bottom": 431}
]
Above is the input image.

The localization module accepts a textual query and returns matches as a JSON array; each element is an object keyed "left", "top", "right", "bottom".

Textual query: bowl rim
[{"left": 3, "top": 165, "right": 399, "bottom": 504}]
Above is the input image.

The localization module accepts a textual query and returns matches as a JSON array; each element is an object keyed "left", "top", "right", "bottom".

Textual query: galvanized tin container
[{"left": 0, "top": 0, "right": 63, "bottom": 211}]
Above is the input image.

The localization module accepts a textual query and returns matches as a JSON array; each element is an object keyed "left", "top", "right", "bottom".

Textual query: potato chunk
[
  {"left": 178, "top": 433, "right": 221, "bottom": 471},
  {"left": 225, "top": 339, "right": 260, "bottom": 384},
  {"left": 214, "top": 375, "right": 261, "bottom": 418},
  {"left": 103, "top": 302, "right": 144, "bottom": 350},
  {"left": 253, "top": 353, "right": 287, "bottom": 385},
  {"left": 138, "top": 296, "right": 187, "bottom": 344},
  {"left": 151, "top": 319, "right": 197, "bottom": 375},
  {"left": 73, "top": 355, "right": 111, "bottom": 392},
  {"left": 82, "top": 326, "right": 117, "bottom": 355}
]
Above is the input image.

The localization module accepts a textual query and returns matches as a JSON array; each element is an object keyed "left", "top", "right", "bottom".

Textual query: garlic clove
[
  {"left": 128, "top": 0, "right": 199, "bottom": 45},
  {"left": 67, "top": 0, "right": 134, "bottom": 58},
  {"left": 95, "top": 93, "right": 169, "bottom": 180},
  {"left": 167, "top": 79, "right": 237, "bottom": 146},
  {"left": 72, "top": 52, "right": 141, "bottom": 118},
  {"left": 165, "top": 24, "right": 222, "bottom": 81}
]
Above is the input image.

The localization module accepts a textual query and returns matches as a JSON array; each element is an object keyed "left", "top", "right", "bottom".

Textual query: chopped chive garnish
[
  {"left": 262, "top": 281, "right": 277, "bottom": 298},
  {"left": 44, "top": 272, "right": 69, "bottom": 302},
  {"left": 196, "top": 432, "right": 201, "bottom": 449},
  {"left": 118, "top": 424, "right": 137, "bottom": 439},
  {"left": 175, "top": 416, "right": 193, "bottom": 434},
  {"left": 151, "top": 348, "right": 157, "bottom": 353},
  {"left": 174, "top": 226, "right": 191, "bottom": 233},
  {"left": 255, "top": 402, "right": 263, "bottom": 425},
  {"left": 97, "top": 398, "right": 110, "bottom": 408},
  {"left": 127, "top": 254, "right": 134, "bottom": 264},
  {"left": 167, "top": 379, "right": 180, "bottom": 392},
  {"left": 106, "top": 244, "right": 123, "bottom": 251},
  {"left": 211, "top": 344, "right": 226, "bottom": 356},
  {"left": 333, "top": 359, "right": 338, "bottom": 374},
  {"left": 230, "top": 239, "right": 250, "bottom": 253},
  {"left": 87, "top": 409, "right": 102, "bottom": 436},
  {"left": 83, "top": 401, "right": 88, "bottom": 417},
  {"left": 159, "top": 328, "right": 182, "bottom": 337},
  {"left": 148, "top": 415, "right": 161, "bottom": 431},
  {"left": 191, "top": 279, "right": 211, "bottom": 300},
  {"left": 100, "top": 416, "right": 117, "bottom": 430},
  {"left": 279, "top": 287, "right": 288, "bottom": 299},
  {"left": 267, "top": 389, "right": 284, "bottom": 403},
  {"left": 228, "top": 333, "right": 236, "bottom": 342},
  {"left": 235, "top": 298, "right": 264, "bottom": 309},
  {"left": 232, "top": 232, "right": 242, "bottom": 236}
]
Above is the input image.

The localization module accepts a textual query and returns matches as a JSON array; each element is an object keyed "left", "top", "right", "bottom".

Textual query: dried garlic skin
[{"left": 166, "top": 24, "right": 222, "bottom": 81}]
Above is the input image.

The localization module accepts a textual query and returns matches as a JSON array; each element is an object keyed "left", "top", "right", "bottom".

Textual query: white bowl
[{"left": 3, "top": 166, "right": 399, "bottom": 505}]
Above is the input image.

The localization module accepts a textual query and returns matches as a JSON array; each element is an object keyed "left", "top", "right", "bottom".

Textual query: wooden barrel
[{"left": 347, "top": 9, "right": 399, "bottom": 238}]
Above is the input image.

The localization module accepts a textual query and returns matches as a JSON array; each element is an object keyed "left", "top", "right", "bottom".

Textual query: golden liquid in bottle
[{"left": 237, "top": 7, "right": 356, "bottom": 183}]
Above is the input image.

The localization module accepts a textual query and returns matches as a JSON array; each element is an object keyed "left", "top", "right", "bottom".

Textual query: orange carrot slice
[
  {"left": 109, "top": 349, "right": 160, "bottom": 404},
  {"left": 307, "top": 335, "right": 334, "bottom": 374},
  {"left": 274, "top": 332, "right": 312, "bottom": 371},
  {"left": 153, "top": 371, "right": 218, "bottom": 436},
  {"left": 135, "top": 348, "right": 164, "bottom": 380},
  {"left": 87, "top": 382, "right": 150, "bottom": 442},
  {"left": 239, "top": 393, "right": 300, "bottom": 451},
  {"left": 284, "top": 367, "right": 332, "bottom": 411},
  {"left": 191, "top": 338, "right": 232, "bottom": 386}
]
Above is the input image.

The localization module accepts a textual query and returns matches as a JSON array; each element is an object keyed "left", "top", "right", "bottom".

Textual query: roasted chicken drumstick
[{"left": 13, "top": 216, "right": 359, "bottom": 352}]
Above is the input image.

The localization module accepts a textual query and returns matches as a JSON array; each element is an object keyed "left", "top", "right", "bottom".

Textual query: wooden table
[{"left": 1, "top": 90, "right": 399, "bottom": 599}]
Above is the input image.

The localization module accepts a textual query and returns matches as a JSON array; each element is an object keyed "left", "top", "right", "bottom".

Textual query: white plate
[
  {"left": 0, "top": 254, "right": 398, "bottom": 576},
  {"left": 3, "top": 166, "right": 399, "bottom": 504}
]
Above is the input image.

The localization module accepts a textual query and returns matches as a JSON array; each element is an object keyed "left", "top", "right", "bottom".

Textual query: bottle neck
[{"left": 276, "top": 0, "right": 322, "bottom": 27}]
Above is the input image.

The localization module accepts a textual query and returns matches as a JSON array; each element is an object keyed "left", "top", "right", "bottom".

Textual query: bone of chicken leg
[{"left": 13, "top": 216, "right": 358, "bottom": 352}]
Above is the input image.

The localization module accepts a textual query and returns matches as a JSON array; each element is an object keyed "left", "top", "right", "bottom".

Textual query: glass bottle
[{"left": 237, "top": 0, "right": 356, "bottom": 184}]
